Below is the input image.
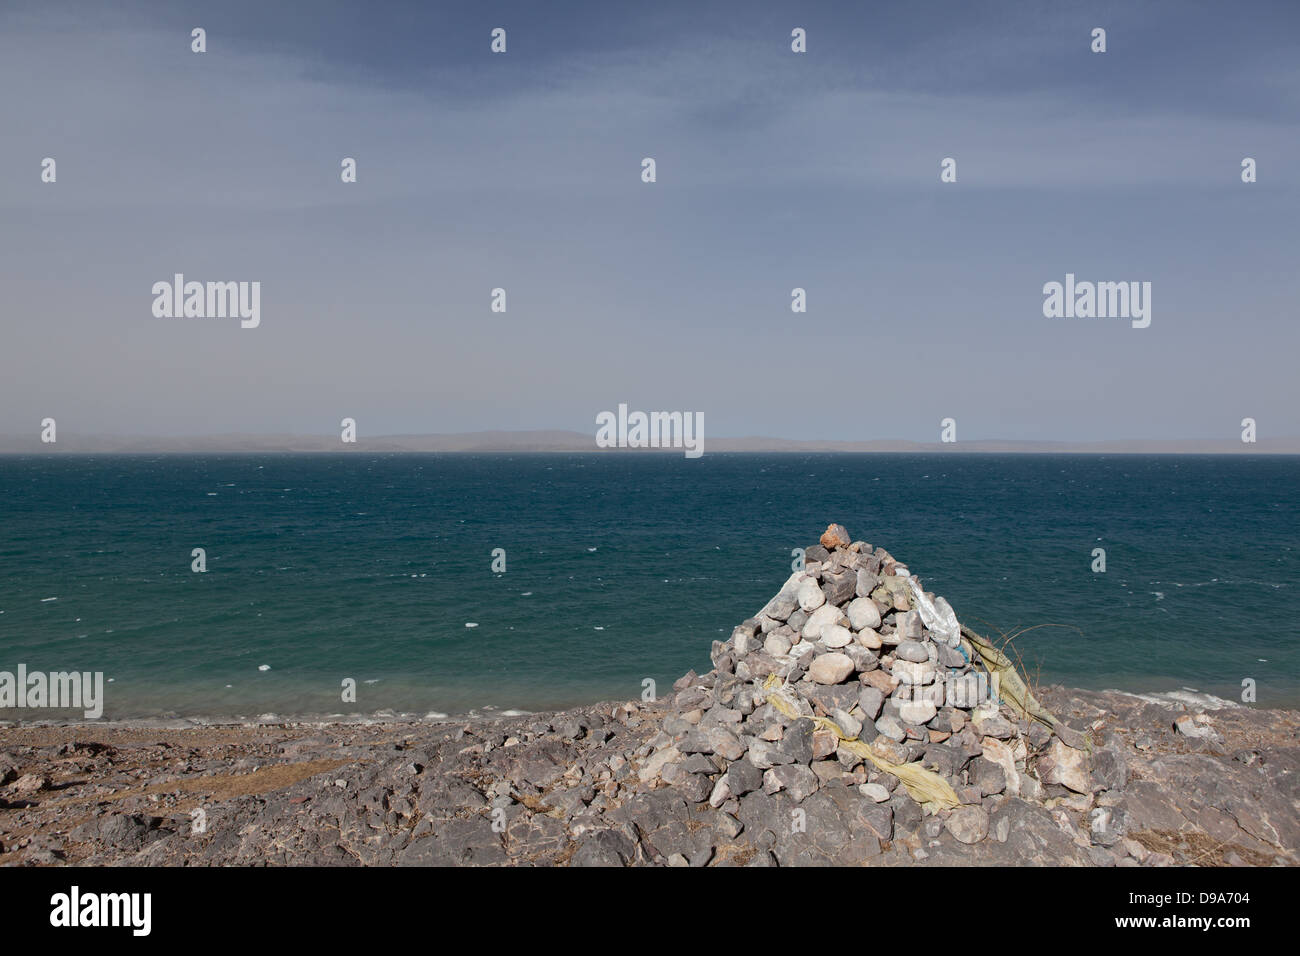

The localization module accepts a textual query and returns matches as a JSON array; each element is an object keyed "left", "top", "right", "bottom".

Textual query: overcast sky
[{"left": 1, "top": 0, "right": 1296, "bottom": 442}]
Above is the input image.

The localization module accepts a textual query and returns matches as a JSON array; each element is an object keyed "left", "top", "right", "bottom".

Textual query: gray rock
[
  {"left": 678, "top": 731, "right": 714, "bottom": 756},
  {"left": 680, "top": 773, "right": 714, "bottom": 803},
  {"left": 681, "top": 753, "right": 719, "bottom": 775},
  {"left": 855, "top": 570, "right": 880, "bottom": 599},
  {"left": 973, "top": 756, "right": 1007, "bottom": 796},
  {"left": 1173, "top": 714, "right": 1221, "bottom": 741},
  {"left": 857, "top": 686, "right": 885, "bottom": 720},
  {"left": 782, "top": 720, "right": 815, "bottom": 764},
  {"left": 938, "top": 644, "right": 968, "bottom": 668},
  {"left": 929, "top": 708, "right": 966, "bottom": 734},
  {"left": 875, "top": 715, "right": 906, "bottom": 743},
  {"left": 1088, "top": 806, "right": 1131, "bottom": 847},
  {"left": 725, "top": 759, "right": 764, "bottom": 797},
  {"left": 821, "top": 569, "right": 856, "bottom": 606},
  {"left": 831, "top": 708, "right": 862, "bottom": 740},
  {"left": 945, "top": 805, "right": 990, "bottom": 845},
  {"left": 806, "top": 684, "right": 860, "bottom": 714},
  {"left": 1091, "top": 745, "right": 1129, "bottom": 792},
  {"left": 570, "top": 829, "right": 636, "bottom": 867},
  {"left": 762, "top": 764, "right": 819, "bottom": 802},
  {"left": 673, "top": 670, "right": 699, "bottom": 692},
  {"left": 637, "top": 745, "right": 681, "bottom": 783},
  {"left": 973, "top": 713, "right": 1015, "bottom": 739},
  {"left": 896, "top": 640, "right": 929, "bottom": 663},
  {"left": 895, "top": 610, "right": 923, "bottom": 640},
  {"left": 761, "top": 576, "right": 803, "bottom": 622},
  {"left": 843, "top": 644, "right": 878, "bottom": 673},
  {"left": 747, "top": 739, "right": 794, "bottom": 770},
  {"left": 810, "top": 759, "right": 844, "bottom": 785}
]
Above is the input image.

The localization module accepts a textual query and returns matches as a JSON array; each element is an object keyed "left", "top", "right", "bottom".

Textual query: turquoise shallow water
[{"left": 0, "top": 453, "right": 1296, "bottom": 719}]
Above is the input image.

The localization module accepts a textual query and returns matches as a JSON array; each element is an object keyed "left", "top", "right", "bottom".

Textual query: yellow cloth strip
[{"left": 761, "top": 675, "right": 960, "bottom": 813}]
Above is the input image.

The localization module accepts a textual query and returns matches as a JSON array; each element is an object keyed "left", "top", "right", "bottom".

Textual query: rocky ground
[
  {"left": 2, "top": 528, "right": 1297, "bottom": 868},
  {"left": 0, "top": 687, "right": 1297, "bottom": 867}
]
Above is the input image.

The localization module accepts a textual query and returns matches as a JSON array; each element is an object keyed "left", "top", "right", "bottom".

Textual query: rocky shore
[{"left": 3, "top": 527, "right": 1297, "bottom": 867}]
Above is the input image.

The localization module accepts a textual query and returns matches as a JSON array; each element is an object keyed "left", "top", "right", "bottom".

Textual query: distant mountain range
[{"left": 1, "top": 431, "right": 1297, "bottom": 454}]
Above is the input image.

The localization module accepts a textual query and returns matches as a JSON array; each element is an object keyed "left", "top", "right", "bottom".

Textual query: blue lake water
[{"left": 1, "top": 453, "right": 1296, "bottom": 719}]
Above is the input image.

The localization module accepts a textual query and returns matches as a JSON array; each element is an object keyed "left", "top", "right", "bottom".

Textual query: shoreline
[
  {"left": 3, "top": 678, "right": 1288, "bottom": 731},
  {"left": 0, "top": 685, "right": 1276, "bottom": 732}
]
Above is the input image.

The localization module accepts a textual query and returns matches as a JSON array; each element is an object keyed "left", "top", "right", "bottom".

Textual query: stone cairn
[{"left": 646, "top": 524, "right": 1093, "bottom": 848}]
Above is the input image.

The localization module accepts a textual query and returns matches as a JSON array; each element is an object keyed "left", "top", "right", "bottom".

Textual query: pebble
[
  {"left": 802, "top": 604, "right": 845, "bottom": 640},
  {"left": 845, "top": 597, "right": 882, "bottom": 631},
  {"left": 807, "top": 653, "right": 854, "bottom": 685},
  {"left": 895, "top": 640, "right": 929, "bottom": 663},
  {"left": 821, "top": 625, "right": 853, "bottom": 648},
  {"left": 859, "top": 783, "right": 890, "bottom": 803},
  {"left": 898, "top": 699, "right": 937, "bottom": 725}
]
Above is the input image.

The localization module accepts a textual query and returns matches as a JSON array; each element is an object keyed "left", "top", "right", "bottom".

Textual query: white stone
[
  {"left": 859, "top": 783, "right": 890, "bottom": 803},
  {"left": 898, "top": 699, "right": 937, "bottom": 725},
  {"left": 846, "top": 597, "right": 882, "bottom": 631},
  {"left": 802, "top": 604, "right": 845, "bottom": 641},
  {"left": 821, "top": 625, "right": 853, "bottom": 648},
  {"left": 763, "top": 633, "right": 792, "bottom": 656},
  {"left": 797, "top": 578, "right": 825, "bottom": 612}
]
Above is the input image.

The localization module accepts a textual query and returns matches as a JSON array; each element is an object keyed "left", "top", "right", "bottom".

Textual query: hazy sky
[{"left": 1, "top": 0, "right": 1296, "bottom": 442}]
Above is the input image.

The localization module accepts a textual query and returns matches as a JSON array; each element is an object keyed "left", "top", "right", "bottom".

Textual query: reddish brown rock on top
[{"left": 820, "top": 523, "right": 851, "bottom": 550}]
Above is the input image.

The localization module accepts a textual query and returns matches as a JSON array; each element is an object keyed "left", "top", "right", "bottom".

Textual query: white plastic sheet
[{"left": 908, "top": 575, "right": 961, "bottom": 647}]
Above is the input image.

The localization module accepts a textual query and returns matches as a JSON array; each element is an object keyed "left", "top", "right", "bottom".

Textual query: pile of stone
[{"left": 642, "top": 524, "right": 1094, "bottom": 848}]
